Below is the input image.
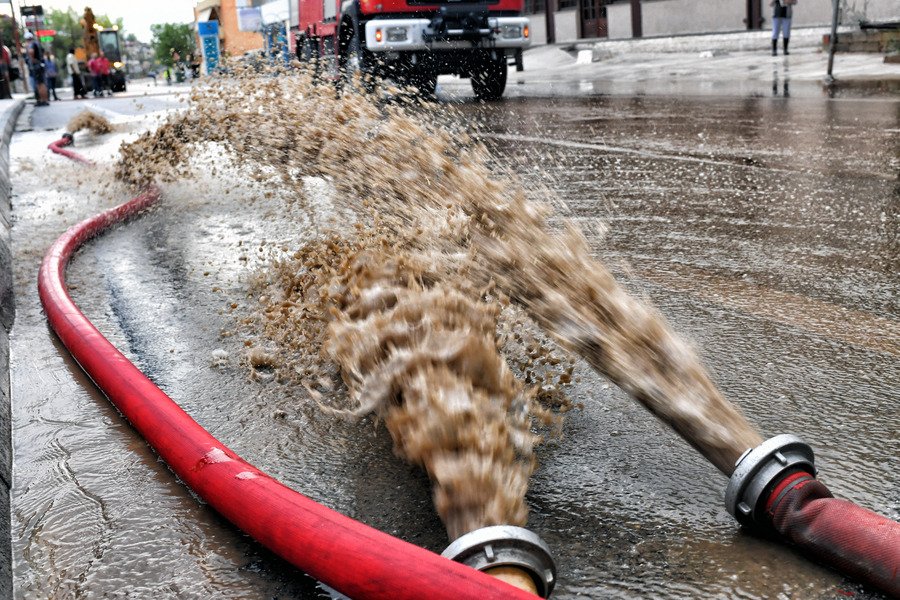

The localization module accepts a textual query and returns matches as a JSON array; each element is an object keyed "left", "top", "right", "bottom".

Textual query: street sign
[
  {"left": 39, "top": 36, "right": 52, "bottom": 43},
  {"left": 197, "top": 20, "right": 219, "bottom": 37},
  {"left": 198, "top": 20, "right": 220, "bottom": 75},
  {"left": 36, "top": 29, "right": 56, "bottom": 36},
  {"left": 20, "top": 5, "right": 43, "bottom": 16}
]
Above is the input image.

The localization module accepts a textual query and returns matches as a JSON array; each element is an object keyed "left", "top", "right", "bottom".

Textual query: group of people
[
  {"left": 20, "top": 30, "right": 115, "bottom": 105},
  {"left": 69, "top": 49, "right": 114, "bottom": 98}
]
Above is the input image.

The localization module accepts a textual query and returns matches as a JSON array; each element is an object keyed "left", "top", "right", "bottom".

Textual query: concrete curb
[{"left": 0, "top": 97, "right": 25, "bottom": 600}]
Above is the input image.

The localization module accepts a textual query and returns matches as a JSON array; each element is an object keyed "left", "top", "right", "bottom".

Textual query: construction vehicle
[
  {"left": 295, "top": 0, "right": 531, "bottom": 99},
  {"left": 81, "top": 7, "right": 126, "bottom": 92}
]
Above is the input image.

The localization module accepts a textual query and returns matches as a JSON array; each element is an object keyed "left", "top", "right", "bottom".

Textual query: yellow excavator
[{"left": 77, "top": 7, "right": 126, "bottom": 92}]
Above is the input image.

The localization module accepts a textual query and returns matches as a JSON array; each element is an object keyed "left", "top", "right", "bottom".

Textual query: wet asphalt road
[{"left": 8, "top": 78, "right": 899, "bottom": 599}]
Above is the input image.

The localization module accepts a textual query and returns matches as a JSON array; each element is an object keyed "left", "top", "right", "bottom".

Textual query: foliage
[
  {"left": 0, "top": 16, "right": 15, "bottom": 49},
  {"left": 151, "top": 23, "right": 195, "bottom": 67},
  {"left": 43, "top": 8, "right": 82, "bottom": 67}
]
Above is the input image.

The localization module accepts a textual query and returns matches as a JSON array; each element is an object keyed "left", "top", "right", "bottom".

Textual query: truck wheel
[
  {"left": 299, "top": 35, "right": 316, "bottom": 62},
  {"left": 340, "top": 24, "right": 373, "bottom": 92},
  {"left": 299, "top": 35, "right": 321, "bottom": 79},
  {"left": 471, "top": 53, "right": 507, "bottom": 101}
]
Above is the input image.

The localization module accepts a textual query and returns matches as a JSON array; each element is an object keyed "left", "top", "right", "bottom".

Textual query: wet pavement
[{"left": 8, "top": 76, "right": 899, "bottom": 599}]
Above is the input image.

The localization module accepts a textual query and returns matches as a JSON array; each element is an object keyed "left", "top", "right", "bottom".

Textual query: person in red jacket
[
  {"left": 96, "top": 51, "right": 111, "bottom": 96},
  {"left": 87, "top": 52, "right": 101, "bottom": 97}
]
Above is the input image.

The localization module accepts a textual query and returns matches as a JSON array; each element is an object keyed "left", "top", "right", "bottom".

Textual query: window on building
[
  {"left": 581, "top": 0, "right": 607, "bottom": 21},
  {"left": 557, "top": 0, "right": 578, "bottom": 10}
]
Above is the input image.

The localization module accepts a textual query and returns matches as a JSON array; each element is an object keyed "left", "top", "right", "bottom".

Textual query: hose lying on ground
[
  {"left": 727, "top": 435, "right": 900, "bottom": 597},
  {"left": 40, "top": 135, "right": 539, "bottom": 600},
  {"left": 766, "top": 473, "right": 900, "bottom": 597},
  {"left": 44, "top": 134, "right": 900, "bottom": 598}
]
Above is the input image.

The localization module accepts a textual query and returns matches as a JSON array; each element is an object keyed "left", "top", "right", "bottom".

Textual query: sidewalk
[
  {"left": 0, "top": 94, "right": 25, "bottom": 600},
  {"left": 500, "top": 27, "right": 900, "bottom": 98}
]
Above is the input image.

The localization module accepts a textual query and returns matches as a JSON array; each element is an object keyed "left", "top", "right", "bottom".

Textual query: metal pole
[{"left": 826, "top": 0, "right": 839, "bottom": 80}]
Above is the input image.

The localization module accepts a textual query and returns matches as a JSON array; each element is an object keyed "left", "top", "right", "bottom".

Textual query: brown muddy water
[{"left": 8, "top": 85, "right": 899, "bottom": 599}]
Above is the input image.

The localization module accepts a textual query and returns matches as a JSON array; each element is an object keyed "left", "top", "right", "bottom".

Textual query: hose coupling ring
[{"left": 442, "top": 525, "right": 556, "bottom": 598}]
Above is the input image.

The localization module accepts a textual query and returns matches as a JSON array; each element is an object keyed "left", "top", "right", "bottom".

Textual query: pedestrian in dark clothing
[
  {"left": 24, "top": 32, "right": 49, "bottom": 105},
  {"left": 45, "top": 54, "right": 60, "bottom": 101},
  {"left": 771, "top": 0, "right": 796, "bottom": 56}
]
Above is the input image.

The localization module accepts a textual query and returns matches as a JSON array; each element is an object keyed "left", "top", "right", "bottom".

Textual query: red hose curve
[
  {"left": 48, "top": 137, "right": 92, "bottom": 163},
  {"left": 765, "top": 472, "right": 900, "bottom": 596},
  {"left": 41, "top": 138, "right": 537, "bottom": 600}
]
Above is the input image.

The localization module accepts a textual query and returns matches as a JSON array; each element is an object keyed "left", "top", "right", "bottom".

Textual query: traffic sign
[
  {"left": 39, "top": 36, "right": 52, "bottom": 43},
  {"left": 37, "top": 29, "right": 56, "bottom": 37},
  {"left": 198, "top": 20, "right": 220, "bottom": 74},
  {"left": 197, "top": 20, "right": 219, "bottom": 37}
]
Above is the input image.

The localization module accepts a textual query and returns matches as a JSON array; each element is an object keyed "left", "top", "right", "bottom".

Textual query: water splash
[{"left": 116, "top": 67, "right": 761, "bottom": 540}]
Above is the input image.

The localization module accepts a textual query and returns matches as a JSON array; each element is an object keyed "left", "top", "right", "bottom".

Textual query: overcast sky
[{"left": 1, "top": 1, "right": 196, "bottom": 43}]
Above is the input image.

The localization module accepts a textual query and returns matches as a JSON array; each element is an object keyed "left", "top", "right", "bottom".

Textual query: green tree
[
  {"left": 94, "top": 15, "right": 124, "bottom": 31},
  {"left": 0, "top": 16, "right": 16, "bottom": 49},
  {"left": 43, "top": 8, "right": 81, "bottom": 67},
  {"left": 150, "top": 23, "right": 195, "bottom": 67}
]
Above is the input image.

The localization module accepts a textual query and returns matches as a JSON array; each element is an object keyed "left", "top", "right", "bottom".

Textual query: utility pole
[{"left": 826, "top": 0, "right": 839, "bottom": 81}]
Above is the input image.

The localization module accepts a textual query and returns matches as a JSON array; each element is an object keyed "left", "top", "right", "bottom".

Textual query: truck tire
[
  {"left": 298, "top": 35, "right": 321, "bottom": 79},
  {"left": 471, "top": 53, "right": 507, "bottom": 101},
  {"left": 299, "top": 35, "right": 317, "bottom": 62},
  {"left": 339, "top": 22, "right": 373, "bottom": 92}
]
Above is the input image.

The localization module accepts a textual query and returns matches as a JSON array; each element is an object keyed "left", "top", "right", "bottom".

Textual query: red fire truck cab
[{"left": 295, "top": 0, "right": 531, "bottom": 99}]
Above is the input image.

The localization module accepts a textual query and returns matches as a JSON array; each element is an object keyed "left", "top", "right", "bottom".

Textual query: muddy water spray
[
  {"left": 117, "top": 70, "right": 761, "bottom": 541},
  {"left": 67, "top": 110, "right": 114, "bottom": 135}
]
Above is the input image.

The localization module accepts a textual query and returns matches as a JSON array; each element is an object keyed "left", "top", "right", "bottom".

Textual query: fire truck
[{"left": 295, "top": 0, "right": 531, "bottom": 99}]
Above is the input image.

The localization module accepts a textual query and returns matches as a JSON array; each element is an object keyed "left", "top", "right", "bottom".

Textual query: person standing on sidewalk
[
  {"left": 66, "top": 48, "right": 87, "bottom": 99},
  {"left": 0, "top": 40, "right": 11, "bottom": 100},
  {"left": 44, "top": 53, "right": 60, "bottom": 101},
  {"left": 24, "top": 32, "right": 49, "bottom": 106},
  {"left": 97, "top": 52, "right": 112, "bottom": 96},
  {"left": 88, "top": 52, "right": 101, "bottom": 97},
  {"left": 770, "top": 0, "right": 796, "bottom": 56}
]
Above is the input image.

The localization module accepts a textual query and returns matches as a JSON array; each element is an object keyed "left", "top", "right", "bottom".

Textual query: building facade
[
  {"left": 194, "top": 0, "right": 264, "bottom": 56},
  {"left": 196, "top": 0, "right": 900, "bottom": 53},
  {"left": 524, "top": 0, "right": 900, "bottom": 45}
]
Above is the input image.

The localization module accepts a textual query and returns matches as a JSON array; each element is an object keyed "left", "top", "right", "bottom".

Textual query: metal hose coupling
[
  {"left": 442, "top": 526, "right": 557, "bottom": 598},
  {"left": 725, "top": 434, "right": 816, "bottom": 529}
]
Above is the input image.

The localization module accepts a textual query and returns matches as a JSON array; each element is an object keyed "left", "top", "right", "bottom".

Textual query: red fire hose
[
  {"left": 766, "top": 472, "right": 900, "bottom": 596},
  {"left": 41, "top": 137, "right": 537, "bottom": 600},
  {"left": 727, "top": 435, "right": 900, "bottom": 597}
]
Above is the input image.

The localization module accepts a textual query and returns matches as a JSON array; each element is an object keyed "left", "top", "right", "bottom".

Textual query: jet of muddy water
[
  {"left": 117, "top": 70, "right": 761, "bottom": 539},
  {"left": 324, "top": 252, "right": 541, "bottom": 539},
  {"left": 67, "top": 109, "right": 114, "bottom": 135}
]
